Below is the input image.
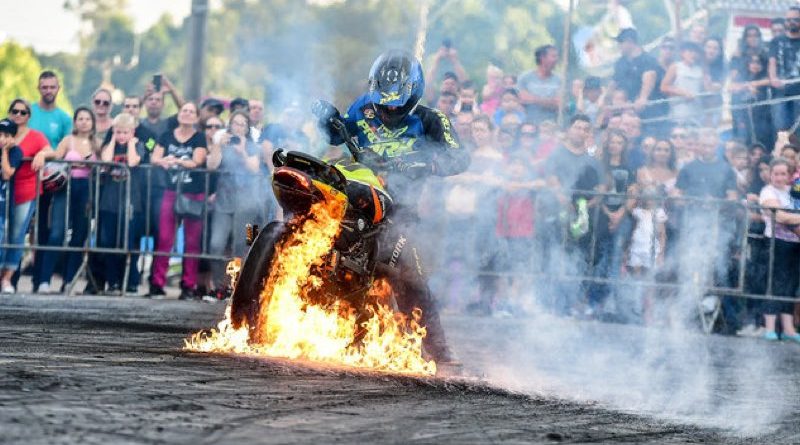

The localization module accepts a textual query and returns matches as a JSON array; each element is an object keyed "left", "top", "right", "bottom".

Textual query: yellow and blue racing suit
[
  {"left": 320, "top": 94, "right": 469, "bottom": 364},
  {"left": 325, "top": 93, "right": 468, "bottom": 209}
]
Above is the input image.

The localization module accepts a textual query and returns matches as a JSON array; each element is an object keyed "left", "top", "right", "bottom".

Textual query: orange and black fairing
[
  {"left": 272, "top": 167, "right": 317, "bottom": 215},
  {"left": 344, "top": 181, "right": 390, "bottom": 225},
  {"left": 271, "top": 151, "right": 349, "bottom": 215}
]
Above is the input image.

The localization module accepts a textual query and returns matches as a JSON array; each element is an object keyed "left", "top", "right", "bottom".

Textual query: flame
[{"left": 185, "top": 193, "right": 436, "bottom": 376}]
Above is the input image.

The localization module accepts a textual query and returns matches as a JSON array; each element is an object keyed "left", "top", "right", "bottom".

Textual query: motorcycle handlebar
[{"left": 329, "top": 116, "right": 367, "bottom": 162}]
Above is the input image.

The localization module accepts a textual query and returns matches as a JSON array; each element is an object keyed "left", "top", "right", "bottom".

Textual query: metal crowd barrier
[
  {"left": 430, "top": 179, "right": 800, "bottom": 332},
  {"left": 0, "top": 160, "right": 254, "bottom": 295},
  {"left": 2, "top": 153, "right": 797, "bottom": 329}
]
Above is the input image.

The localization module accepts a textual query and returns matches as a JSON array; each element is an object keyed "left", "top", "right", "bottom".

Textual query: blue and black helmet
[{"left": 367, "top": 50, "right": 425, "bottom": 128}]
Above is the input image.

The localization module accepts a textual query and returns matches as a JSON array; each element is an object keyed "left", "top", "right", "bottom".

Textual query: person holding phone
[
  {"left": 424, "top": 38, "right": 469, "bottom": 103},
  {"left": 142, "top": 74, "right": 186, "bottom": 138},
  {"left": 206, "top": 111, "right": 263, "bottom": 298}
]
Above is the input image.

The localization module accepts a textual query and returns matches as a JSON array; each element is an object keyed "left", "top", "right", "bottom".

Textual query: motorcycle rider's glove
[
  {"left": 356, "top": 148, "right": 389, "bottom": 169},
  {"left": 311, "top": 100, "right": 341, "bottom": 128},
  {"left": 391, "top": 157, "right": 434, "bottom": 179}
]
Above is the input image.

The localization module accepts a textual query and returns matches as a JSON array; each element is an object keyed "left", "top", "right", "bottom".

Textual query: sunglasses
[
  {"left": 671, "top": 133, "right": 687, "bottom": 139},
  {"left": 205, "top": 124, "right": 223, "bottom": 130},
  {"left": 123, "top": 104, "right": 138, "bottom": 108},
  {"left": 10, "top": 109, "right": 29, "bottom": 116},
  {"left": 520, "top": 132, "right": 536, "bottom": 137},
  {"left": 94, "top": 99, "right": 111, "bottom": 106}
]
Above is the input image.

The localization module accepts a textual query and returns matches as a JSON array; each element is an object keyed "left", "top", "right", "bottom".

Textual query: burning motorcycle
[{"left": 221, "top": 117, "right": 438, "bottom": 375}]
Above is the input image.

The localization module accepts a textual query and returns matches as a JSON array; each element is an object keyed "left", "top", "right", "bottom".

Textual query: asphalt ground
[{"left": 1, "top": 294, "right": 798, "bottom": 444}]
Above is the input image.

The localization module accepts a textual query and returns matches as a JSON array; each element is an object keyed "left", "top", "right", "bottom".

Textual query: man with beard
[
  {"left": 769, "top": 6, "right": 800, "bottom": 133},
  {"left": 540, "top": 114, "right": 601, "bottom": 315},
  {"left": 29, "top": 71, "right": 72, "bottom": 148},
  {"left": 28, "top": 71, "right": 71, "bottom": 293}
]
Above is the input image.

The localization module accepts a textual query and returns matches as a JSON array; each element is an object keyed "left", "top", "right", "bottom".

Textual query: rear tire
[{"left": 230, "top": 221, "right": 286, "bottom": 332}]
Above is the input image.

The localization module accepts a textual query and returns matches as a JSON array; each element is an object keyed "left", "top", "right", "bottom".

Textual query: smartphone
[
  {"left": 153, "top": 74, "right": 162, "bottom": 92},
  {"left": 443, "top": 38, "right": 452, "bottom": 49},
  {"left": 230, "top": 135, "right": 241, "bottom": 145}
]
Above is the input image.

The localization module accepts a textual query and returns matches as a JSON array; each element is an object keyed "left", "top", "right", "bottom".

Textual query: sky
[{"left": 2, "top": 0, "right": 194, "bottom": 54}]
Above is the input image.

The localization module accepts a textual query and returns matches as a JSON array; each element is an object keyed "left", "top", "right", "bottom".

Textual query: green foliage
[
  {"left": 33, "top": 0, "right": 739, "bottom": 120},
  {"left": 0, "top": 41, "right": 44, "bottom": 109},
  {"left": 0, "top": 41, "right": 73, "bottom": 113},
  {"left": 423, "top": 0, "right": 563, "bottom": 86}
]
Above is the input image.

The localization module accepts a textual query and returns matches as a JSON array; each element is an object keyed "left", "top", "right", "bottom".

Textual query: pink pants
[{"left": 150, "top": 189, "right": 204, "bottom": 289}]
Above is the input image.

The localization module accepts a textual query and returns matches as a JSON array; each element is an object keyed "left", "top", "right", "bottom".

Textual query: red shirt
[
  {"left": 14, "top": 129, "right": 49, "bottom": 204},
  {"left": 495, "top": 193, "right": 535, "bottom": 238}
]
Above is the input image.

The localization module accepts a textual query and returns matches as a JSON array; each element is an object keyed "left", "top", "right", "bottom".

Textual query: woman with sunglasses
[
  {"left": 92, "top": 89, "right": 114, "bottom": 140},
  {"left": 0, "top": 100, "right": 53, "bottom": 293}
]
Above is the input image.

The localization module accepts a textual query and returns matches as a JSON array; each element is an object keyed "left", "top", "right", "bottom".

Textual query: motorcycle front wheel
[{"left": 230, "top": 221, "right": 286, "bottom": 334}]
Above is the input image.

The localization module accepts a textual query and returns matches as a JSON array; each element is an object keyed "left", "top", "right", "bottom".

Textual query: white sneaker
[
  {"left": 1, "top": 282, "right": 13, "bottom": 294},
  {"left": 38, "top": 283, "right": 51, "bottom": 294}
]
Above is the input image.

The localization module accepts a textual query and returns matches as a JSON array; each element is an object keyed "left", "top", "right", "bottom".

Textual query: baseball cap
[
  {"left": 229, "top": 97, "right": 249, "bottom": 111},
  {"left": 200, "top": 98, "right": 225, "bottom": 115},
  {"left": 616, "top": 28, "right": 639, "bottom": 43},
  {"left": 0, "top": 118, "right": 18, "bottom": 136}
]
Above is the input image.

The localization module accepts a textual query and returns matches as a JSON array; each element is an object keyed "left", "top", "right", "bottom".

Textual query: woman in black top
[
  {"left": 148, "top": 102, "right": 208, "bottom": 299},
  {"left": 590, "top": 129, "right": 636, "bottom": 318}
]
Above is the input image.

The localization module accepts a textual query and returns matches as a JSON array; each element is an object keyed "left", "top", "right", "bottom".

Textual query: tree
[{"left": 0, "top": 41, "right": 73, "bottom": 113}]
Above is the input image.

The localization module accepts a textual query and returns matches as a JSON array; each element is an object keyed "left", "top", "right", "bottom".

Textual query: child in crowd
[
  {"left": 492, "top": 88, "right": 526, "bottom": 127},
  {"left": 725, "top": 141, "right": 751, "bottom": 194},
  {"left": 494, "top": 154, "right": 539, "bottom": 314},
  {"left": 98, "top": 113, "right": 144, "bottom": 294},
  {"left": 628, "top": 187, "right": 667, "bottom": 323},
  {"left": 780, "top": 143, "right": 798, "bottom": 165},
  {"left": 628, "top": 187, "right": 667, "bottom": 276},
  {"left": 454, "top": 80, "right": 479, "bottom": 114},
  {"left": 573, "top": 76, "right": 604, "bottom": 124},
  {"left": 0, "top": 119, "right": 23, "bottom": 273}
]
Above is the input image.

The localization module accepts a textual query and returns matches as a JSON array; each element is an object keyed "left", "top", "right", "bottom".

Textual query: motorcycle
[{"left": 229, "top": 115, "right": 410, "bottom": 347}]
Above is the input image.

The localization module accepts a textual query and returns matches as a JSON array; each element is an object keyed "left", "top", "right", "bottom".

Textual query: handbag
[{"left": 174, "top": 193, "right": 205, "bottom": 219}]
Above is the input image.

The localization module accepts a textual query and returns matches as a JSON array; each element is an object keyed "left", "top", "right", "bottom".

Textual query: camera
[
  {"left": 442, "top": 38, "right": 453, "bottom": 49},
  {"left": 230, "top": 135, "right": 241, "bottom": 145},
  {"left": 153, "top": 74, "right": 162, "bottom": 92}
]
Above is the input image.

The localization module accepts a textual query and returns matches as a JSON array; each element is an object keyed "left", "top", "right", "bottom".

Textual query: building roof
[{"left": 708, "top": 0, "right": 797, "bottom": 13}]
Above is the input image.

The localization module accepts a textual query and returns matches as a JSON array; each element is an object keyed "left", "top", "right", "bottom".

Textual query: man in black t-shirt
[
  {"left": 674, "top": 129, "right": 739, "bottom": 319},
  {"left": 545, "top": 115, "right": 600, "bottom": 200},
  {"left": 612, "top": 28, "right": 668, "bottom": 136},
  {"left": 541, "top": 114, "right": 600, "bottom": 316},
  {"left": 675, "top": 130, "right": 738, "bottom": 200},
  {"left": 769, "top": 6, "right": 800, "bottom": 131}
]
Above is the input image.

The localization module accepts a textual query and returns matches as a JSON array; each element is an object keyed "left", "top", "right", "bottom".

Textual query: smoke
[
  {"left": 420, "top": 177, "right": 796, "bottom": 438},
  {"left": 215, "top": 1, "right": 793, "bottom": 438}
]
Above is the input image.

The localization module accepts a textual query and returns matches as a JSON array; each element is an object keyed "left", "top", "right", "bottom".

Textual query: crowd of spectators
[
  {"left": 424, "top": 6, "right": 800, "bottom": 341},
  {"left": 2, "top": 7, "right": 800, "bottom": 342}
]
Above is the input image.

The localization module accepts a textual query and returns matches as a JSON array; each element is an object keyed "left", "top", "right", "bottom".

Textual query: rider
[{"left": 313, "top": 50, "right": 469, "bottom": 365}]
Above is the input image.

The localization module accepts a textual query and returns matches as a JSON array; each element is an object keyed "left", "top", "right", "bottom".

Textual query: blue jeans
[
  {"left": 771, "top": 87, "right": 800, "bottom": 131},
  {"left": 98, "top": 210, "right": 143, "bottom": 289},
  {"left": 38, "top": 179, "right": 91, "bottom": 286},
  {"left": 590, "top": 214, "right": 633, "bottom": 313},
  {"left": 2, "top": 200, "right": 35, "bottom": 271}
]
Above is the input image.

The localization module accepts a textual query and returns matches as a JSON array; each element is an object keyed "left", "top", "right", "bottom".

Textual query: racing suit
[{"left": 321, "top": 94, "right": 469, "bottom": 362}]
